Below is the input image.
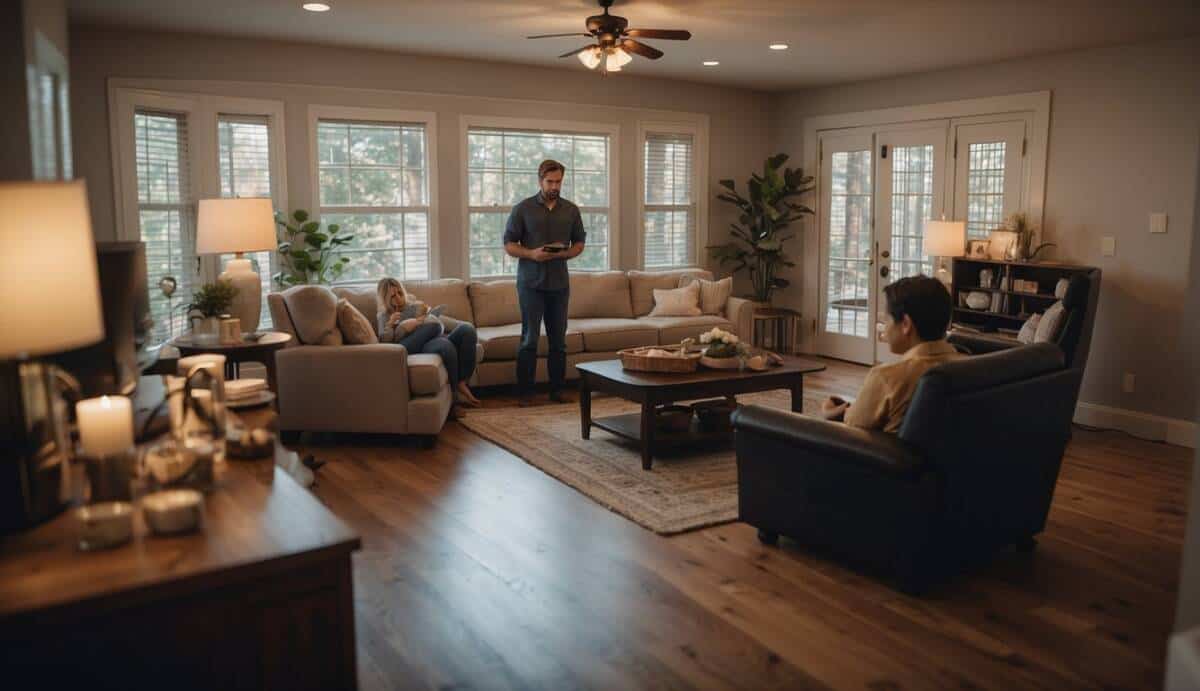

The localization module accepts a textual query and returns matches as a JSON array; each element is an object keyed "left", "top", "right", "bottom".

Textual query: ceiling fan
[{"left": 527, "top": 0, "right": 691, "bottom": 74}]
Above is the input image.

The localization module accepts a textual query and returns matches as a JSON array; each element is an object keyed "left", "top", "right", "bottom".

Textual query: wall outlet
[
  {"left": 1150, "top": 212, "right": 1168, "bottom": 234},
  {"left": 1101, "top": 236, "right": 1116, "bottom": 257},
  {"left": 1123, "top": 372, "right": 1136, "bottom": 393}
]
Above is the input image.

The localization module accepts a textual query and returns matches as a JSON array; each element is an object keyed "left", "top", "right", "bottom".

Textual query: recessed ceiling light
[
  {"left": 703, "top": 60, "right": 720, "bottom": 66},
  {"left": 302, "top": 2, "right": 331, "bottom": 11},
  {"left": 769, "top": 43, "right": 789, "bottom": 50}
]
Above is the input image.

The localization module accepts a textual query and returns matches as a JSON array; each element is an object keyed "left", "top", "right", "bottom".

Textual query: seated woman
[{"left": 376, "top": 277, "right": 482, "bottom": 410}]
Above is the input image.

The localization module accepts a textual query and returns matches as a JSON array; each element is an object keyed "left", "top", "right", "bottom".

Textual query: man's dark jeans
[{"left": 517, "top": 285, "right": 569, "bottom": 395}]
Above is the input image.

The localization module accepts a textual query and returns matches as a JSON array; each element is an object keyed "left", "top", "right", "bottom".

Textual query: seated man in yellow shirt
[{"left": 822, "top": 275, "right": 963, "bottom": 433}]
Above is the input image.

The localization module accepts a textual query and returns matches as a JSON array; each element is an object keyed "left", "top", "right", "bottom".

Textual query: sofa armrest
[
  {"left": 724, "top": 296, "right": 755, "bottom": 342},
  {"left": 946, "top": 331, "right": 1018, "bottom": 356},
  {"left": 732, "top": 404, "right": 925, "bottom": 478},
  {"left": 275, "top": 344, "right": 416, "bottom": 433}
]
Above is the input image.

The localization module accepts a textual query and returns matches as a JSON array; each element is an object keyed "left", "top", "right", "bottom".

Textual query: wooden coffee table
[{"left": 576, "top": 357, "right": 826, "bottom": 470}]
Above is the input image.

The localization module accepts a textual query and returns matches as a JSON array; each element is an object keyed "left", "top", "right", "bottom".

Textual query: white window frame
[
  {"left": 799, "top": 90, "right": 1051, "bottom": 354},
  {"left": 459, "top": 114, "right": 620, "bottom": 279},
  {"left": 308, "top": 104, "right": 439, "bottom": 282},
  {"left": 110, "top": 87, "right": 288, "bottom": 285},
  {"left": 637, "top": 119, "right": 710, "bottom": 270}
]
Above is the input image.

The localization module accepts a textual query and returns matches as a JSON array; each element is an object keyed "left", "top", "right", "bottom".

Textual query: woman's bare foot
[{"left": 457, "top": 382, "right": 482, "bottom": 407}]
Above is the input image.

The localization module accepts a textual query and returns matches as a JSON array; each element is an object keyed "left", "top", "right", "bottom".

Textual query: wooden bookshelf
[{"left": 950, "top": 257, "right": 1097, "bottom": 334}]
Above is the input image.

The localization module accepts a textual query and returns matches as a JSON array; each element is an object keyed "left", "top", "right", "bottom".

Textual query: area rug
[{"left": 458, "top": 388, "right": 830, "bottom": 535}]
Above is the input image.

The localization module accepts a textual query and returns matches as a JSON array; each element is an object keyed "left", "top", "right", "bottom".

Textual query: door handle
[
  {"left": 880, "top": 249, "right": 890, "bottom": 259},
  {"left": 880, "top": 265, "right": 890, "bottom": 278}
]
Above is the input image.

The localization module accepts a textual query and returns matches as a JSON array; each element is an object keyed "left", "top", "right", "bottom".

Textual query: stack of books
[{"left": 226, "top": 378, "right": 268, "bottom": 402}]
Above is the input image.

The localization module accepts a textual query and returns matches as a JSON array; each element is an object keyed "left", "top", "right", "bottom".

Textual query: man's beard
[{"left": 544, "top": 189, "right": 560, "bottom": 200}]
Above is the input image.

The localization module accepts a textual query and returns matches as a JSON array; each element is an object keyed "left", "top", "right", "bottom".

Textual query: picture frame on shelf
[{"left": 967, "top": 239, "right": 990, "bottom": 259}]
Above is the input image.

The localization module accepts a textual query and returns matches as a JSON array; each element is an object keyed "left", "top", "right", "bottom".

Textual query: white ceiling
[{"left": 68, "top": 0, "right": 1200, "bottom": 91}]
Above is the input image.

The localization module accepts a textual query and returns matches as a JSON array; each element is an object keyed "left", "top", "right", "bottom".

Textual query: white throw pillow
[
  {"left": 1017, "top": 313, "right": 1042, "bottom": 344},
  {"left": 649, "top": 281, "right": 702, "bottom": 317},
  {"left": 678, "top": 275, "right": 733, "bottom": 316},
  {"left": 1034, "top": 301, "right": 1067, "bottom": 343}
]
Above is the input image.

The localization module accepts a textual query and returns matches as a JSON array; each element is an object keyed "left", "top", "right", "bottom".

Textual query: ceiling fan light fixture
[
  {"left": 577, "top": 46, "right": 602, "bottom": 69},
  {"left": 607, "top": 46, "right": 633, "bottom": 70}
]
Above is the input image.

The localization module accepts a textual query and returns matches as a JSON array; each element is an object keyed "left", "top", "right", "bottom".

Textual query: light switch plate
[
  {"left": 1150, "top": 212, "right": 1168, "bottom": 234},
  {"left": 1102, "top": 236, "right": 1116, "bottom": 256}
]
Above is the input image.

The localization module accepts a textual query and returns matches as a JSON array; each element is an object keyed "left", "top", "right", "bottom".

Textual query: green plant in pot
[
  {"left": 1005, "top": 212, "right": 1055, "bottom": 262},
  {"left": 274, "top": 209, "right": 356, "bottom": 287},
  {"left": 708, "top": 153, "right": 814, "bottom": 304},
  {"left": 182, "top": 280, "right": 238, "bottom": 341}
]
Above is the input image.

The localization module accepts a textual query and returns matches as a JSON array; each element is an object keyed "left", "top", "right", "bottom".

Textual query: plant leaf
[{"left": 293, "top": 209, "right": 309, "bottom": 222}]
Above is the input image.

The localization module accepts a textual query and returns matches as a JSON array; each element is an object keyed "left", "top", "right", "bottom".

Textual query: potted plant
[
  {"left": 708, "top": 153, "right": 814, "bottom": 305},
  {"left": 183, "top": 280, "right": 238, "bottom": 342},
  {"left": 1004, "top": 212, "right": 1055, "bottom": 262},
  {"left": 698, "top": 327, "right": 750, "bottom": 369},
  {"left": 274, "top": 209, "right": 356, "bottom": 287}
]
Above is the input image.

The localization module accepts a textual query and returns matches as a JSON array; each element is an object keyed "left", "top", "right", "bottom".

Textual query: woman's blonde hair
[{"left": 376, "top": 277, "right": 407, "bottom": 315}]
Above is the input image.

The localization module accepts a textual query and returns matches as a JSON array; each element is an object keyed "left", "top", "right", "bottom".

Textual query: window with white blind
[
  {"left": 315, "top": 118, "right": 431, "bottom": 282},
  {"left": 465, "top": 124, "right": 613, "bottom": 278},
  {"left": 217, "top": 114, "right": 274, "bottom": 328},
  {"left": 642, "top": 131, "right": 696, "bottom": 268},
  {"left": 134, "top": 110, "right": 194, "bottom": 344}
]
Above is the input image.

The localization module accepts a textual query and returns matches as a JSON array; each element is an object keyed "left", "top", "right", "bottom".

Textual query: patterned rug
[{"left": 458, "top": 385, "right": 839, "bottom": 535}]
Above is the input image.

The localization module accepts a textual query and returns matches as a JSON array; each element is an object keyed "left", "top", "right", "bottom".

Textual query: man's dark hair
[
  {"left": 883, "top": 275, "right": 952, "bottom": 341},
  {"left": 538, "top": 159, "right": 566, "bottom": 180}
]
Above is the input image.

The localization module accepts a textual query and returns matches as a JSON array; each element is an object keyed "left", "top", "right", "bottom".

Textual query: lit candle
[{"left": 76, "top": 395, "right": 134, "bottom": 457}]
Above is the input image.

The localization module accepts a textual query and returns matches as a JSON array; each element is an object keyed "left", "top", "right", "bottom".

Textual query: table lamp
[
  {"left": 0, "top": 180, "right": 105, "bottom": 532},
  {"left": 924, "top": 219, "right": 966, "bottom": 286},
  {"left": 196, "top": 198, "right": 276, "bottom": 331}
]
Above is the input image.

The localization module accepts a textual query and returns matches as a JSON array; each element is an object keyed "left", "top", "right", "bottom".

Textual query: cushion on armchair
[
  {"left": 406, "top": 353, "right": 448, "bottom": 395},
  {"left": 336, "top": 298, "right": 379, "bottom": 345},
  {"left": 279, "top": 285, "right": 343, "bottom": 346}
]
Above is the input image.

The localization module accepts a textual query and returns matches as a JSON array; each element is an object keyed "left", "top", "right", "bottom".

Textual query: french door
[{"left": 816, "top": 116, "right": 1027, "bottom": 365}]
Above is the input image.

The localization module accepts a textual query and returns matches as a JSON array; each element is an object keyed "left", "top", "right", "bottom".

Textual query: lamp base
[{"left": 220, "top": 258, "right": 261, "bottom": 332}]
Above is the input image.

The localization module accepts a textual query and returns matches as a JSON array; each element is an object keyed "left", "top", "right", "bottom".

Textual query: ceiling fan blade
[
  {"left": 558, "top": 44, "right": 596, "bottom": 59},
  {"left": 528, "top": 32, "right": 593, "bottom": 39},
  {"left": 621, "top": 39, "right": 663, "bottom": 60},
  {"left": 624, "top": 29, "right": 691, "bottom": 40}
]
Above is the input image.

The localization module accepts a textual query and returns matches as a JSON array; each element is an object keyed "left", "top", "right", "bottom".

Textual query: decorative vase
[
  {"left": 221, "top": 257, "right": 260, "bottom": 332},
  {"left": 700, "top": 355, "right": 742, "bottom": 370},
  {"left": 188, "top": 314, "right": 220, "bottom": 344},
  {"left": 965, "top": 292, "right": 991, "bottom": 310}
]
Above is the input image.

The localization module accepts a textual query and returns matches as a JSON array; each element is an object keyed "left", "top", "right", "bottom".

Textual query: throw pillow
[
  {"left": 678, "top": 275, "right": 733, "bottom": 316},
  {"left": 1017, "top": 313, "right": 1042, "bottom": 344},
  {"left": 1034, "top": 301, "right": 1067, "bottom": 344},
  {"left": 648, "top": 280, "right": 702, "bottom": 317},
  {"left": 336, "top": 298, "right": 379, "bottom": 345},
  {"left": 281, "top": 285, "right": 343, "bottom": 346}
]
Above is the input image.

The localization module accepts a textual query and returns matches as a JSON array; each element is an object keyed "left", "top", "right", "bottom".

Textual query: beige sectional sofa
[{"left": 267, "top": 268, "right": 753, "bottom": 437}]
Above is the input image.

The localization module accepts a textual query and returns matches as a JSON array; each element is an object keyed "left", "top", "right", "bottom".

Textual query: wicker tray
[{"left": 617, "top": 343, "right": 701, "bottom": 373}]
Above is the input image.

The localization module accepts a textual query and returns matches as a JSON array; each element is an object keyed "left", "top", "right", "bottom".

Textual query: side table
[
  {"left": 751, "top": 307, "right": 802, "bottom": 355},
  {"left": 171, "top": 331, "right": 291, "bottom": 393}
]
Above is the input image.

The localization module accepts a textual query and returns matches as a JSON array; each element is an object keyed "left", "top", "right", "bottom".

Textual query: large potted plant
[
  {"left": 274, "top": 209, "right": 356, "bottom": 287},
  {"left": 709, "top": 153, "right": 814, "bottom": 304}
]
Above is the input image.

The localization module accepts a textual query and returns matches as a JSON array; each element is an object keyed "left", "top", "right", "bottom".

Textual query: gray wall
[
  {"left": 69, "top": 26, "right": 774, "bottom": 280},
  {"left": 772, "top": 37, "right": 1200, "bottom": 421}
]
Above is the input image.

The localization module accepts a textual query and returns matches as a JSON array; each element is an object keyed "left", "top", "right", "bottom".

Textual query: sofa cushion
[
  {"left": 628, "top": 269, "right": 713, "bottom": 317},
  {"left": 469, "top": 280, "right": 522, "bottom": 328},
  {"left": 476, "top": 323, "right": 584, "bottom": 361},
  {"left": 403, "top": 278, "right": 474, "bottom": 323},
  {"left": 406, "top": 353, "right": 448, "bottom": 396},
  {"left": 571, "top": 318, "right": 659, "bottom": 352},
  {"left": 336, "top": 298, "right": 379, "bottom": 345},
  {"left": 649, "top": 281, "right": 702, "bottom": 317},
  {"left": 568, "top": 271, "right": 634, "bottom": 319},
  {"left": 638, "top": 315, "right": 734, "bottom": 346},
  {"left": 679, "top": 275, "right": 733, "bottom": 316},
  {"left": 331, "top": 285, "right": 380, "bottom": 328},
  {"left": 278, "top": 285, "right": 343, "bottom": 346}
]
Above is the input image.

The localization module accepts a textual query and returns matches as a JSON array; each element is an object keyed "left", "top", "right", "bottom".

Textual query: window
[
  {"left": 466, "top": 126, "right": 611, "bottom": 278},
  {"left": 642, "top": 132, "right": 696, "bottom": 268},
  {"left": 217, "top": 115, "right": 274, "bottom": 328},
  {"left": 315, "top": 119, "right": 431, "bottom": 282},
  {"left": 951, "top": 120, "right": 1026, "bottom": 241},
  {"left": 134, "top": 110, "right": 193, "bottom": 344},
  {"left": 887, "top": 144, "right": 935, "bottom": 279}
]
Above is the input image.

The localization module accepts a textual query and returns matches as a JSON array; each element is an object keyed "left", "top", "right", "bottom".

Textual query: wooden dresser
[{"left": 0, "top": 441, "right": 361, "bottom": 690}]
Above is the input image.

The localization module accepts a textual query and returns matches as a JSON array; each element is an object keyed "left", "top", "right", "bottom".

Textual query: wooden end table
[
  {"left": 171, "top": 331, "right": 291, "bottom": 393},
  {"left": 575, "top": 357, "right": 826, "bottom": 470},
  {"left": 751, "top": 307, "right": 802, "bottom": 355}
]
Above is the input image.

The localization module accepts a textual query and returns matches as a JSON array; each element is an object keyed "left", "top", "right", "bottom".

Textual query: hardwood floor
[{"left": 293, "top": 358, "right": 1191, "bottom": 690}]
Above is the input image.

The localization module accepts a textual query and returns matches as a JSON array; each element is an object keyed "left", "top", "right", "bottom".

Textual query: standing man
[{"left": 504, "top": 159, "right": 586, "bottom": 405}]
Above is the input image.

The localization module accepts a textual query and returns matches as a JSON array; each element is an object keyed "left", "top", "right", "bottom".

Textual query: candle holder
[
  {"left": 172, "top": 355, "right": 227, "bottom": 462},
  {"left": 82, "top": 449, "right": 136, "bottom": 503},
  {"left": 75, "top": 501, "right": 133, "bottom": 551}
]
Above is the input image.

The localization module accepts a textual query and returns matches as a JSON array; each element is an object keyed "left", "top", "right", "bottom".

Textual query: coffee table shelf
[{"left": 591, "top": 412, "right": 732, "bottom": 449}]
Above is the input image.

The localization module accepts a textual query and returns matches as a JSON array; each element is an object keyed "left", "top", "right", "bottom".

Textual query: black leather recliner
[{"left": 731, "top": 343, "right": 1080, "bottom": 593}]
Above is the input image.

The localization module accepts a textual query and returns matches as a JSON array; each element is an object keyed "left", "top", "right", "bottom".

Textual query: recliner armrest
[
  {"left": 946, "top": 331, "right": 1017, "bottom": 356},
  {"left": 732, "top": 404, "right": 925, "bottom": 478}
]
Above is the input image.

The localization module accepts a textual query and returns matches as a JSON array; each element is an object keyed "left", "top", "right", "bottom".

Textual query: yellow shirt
[{"left": 844, "top": 340, "right": 964, "bottom": 434}]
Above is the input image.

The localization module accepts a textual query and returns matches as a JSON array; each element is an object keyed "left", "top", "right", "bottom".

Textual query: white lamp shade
[
  {"left": 196, "top": 198, "right": 276, "bottom": 255},
  {"left": 924, "top": 220, "right": 966, "bottom": 257},
  {"left": 0, "top": 181, "right": 104, "bottom": 358}
]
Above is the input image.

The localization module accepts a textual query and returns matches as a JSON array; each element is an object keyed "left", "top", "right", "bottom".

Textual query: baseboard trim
[{"left": 1074, "top": 402, "right": 1197, "bottom": 449}]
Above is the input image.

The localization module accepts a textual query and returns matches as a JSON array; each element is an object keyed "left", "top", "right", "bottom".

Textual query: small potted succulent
[
  {"left": 698, "top": 327, "right": 750, "bottom": 369},
  {"left": 183, "top": 280, "right": 238, "bottom": 343}
]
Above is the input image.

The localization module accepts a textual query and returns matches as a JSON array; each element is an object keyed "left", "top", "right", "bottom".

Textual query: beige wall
[
  {"left": 772, "top": 37, "right": 1200, "bottom": 421},
  {"left": 69, "top": 26, "right": 773, "bottom": 280}
]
